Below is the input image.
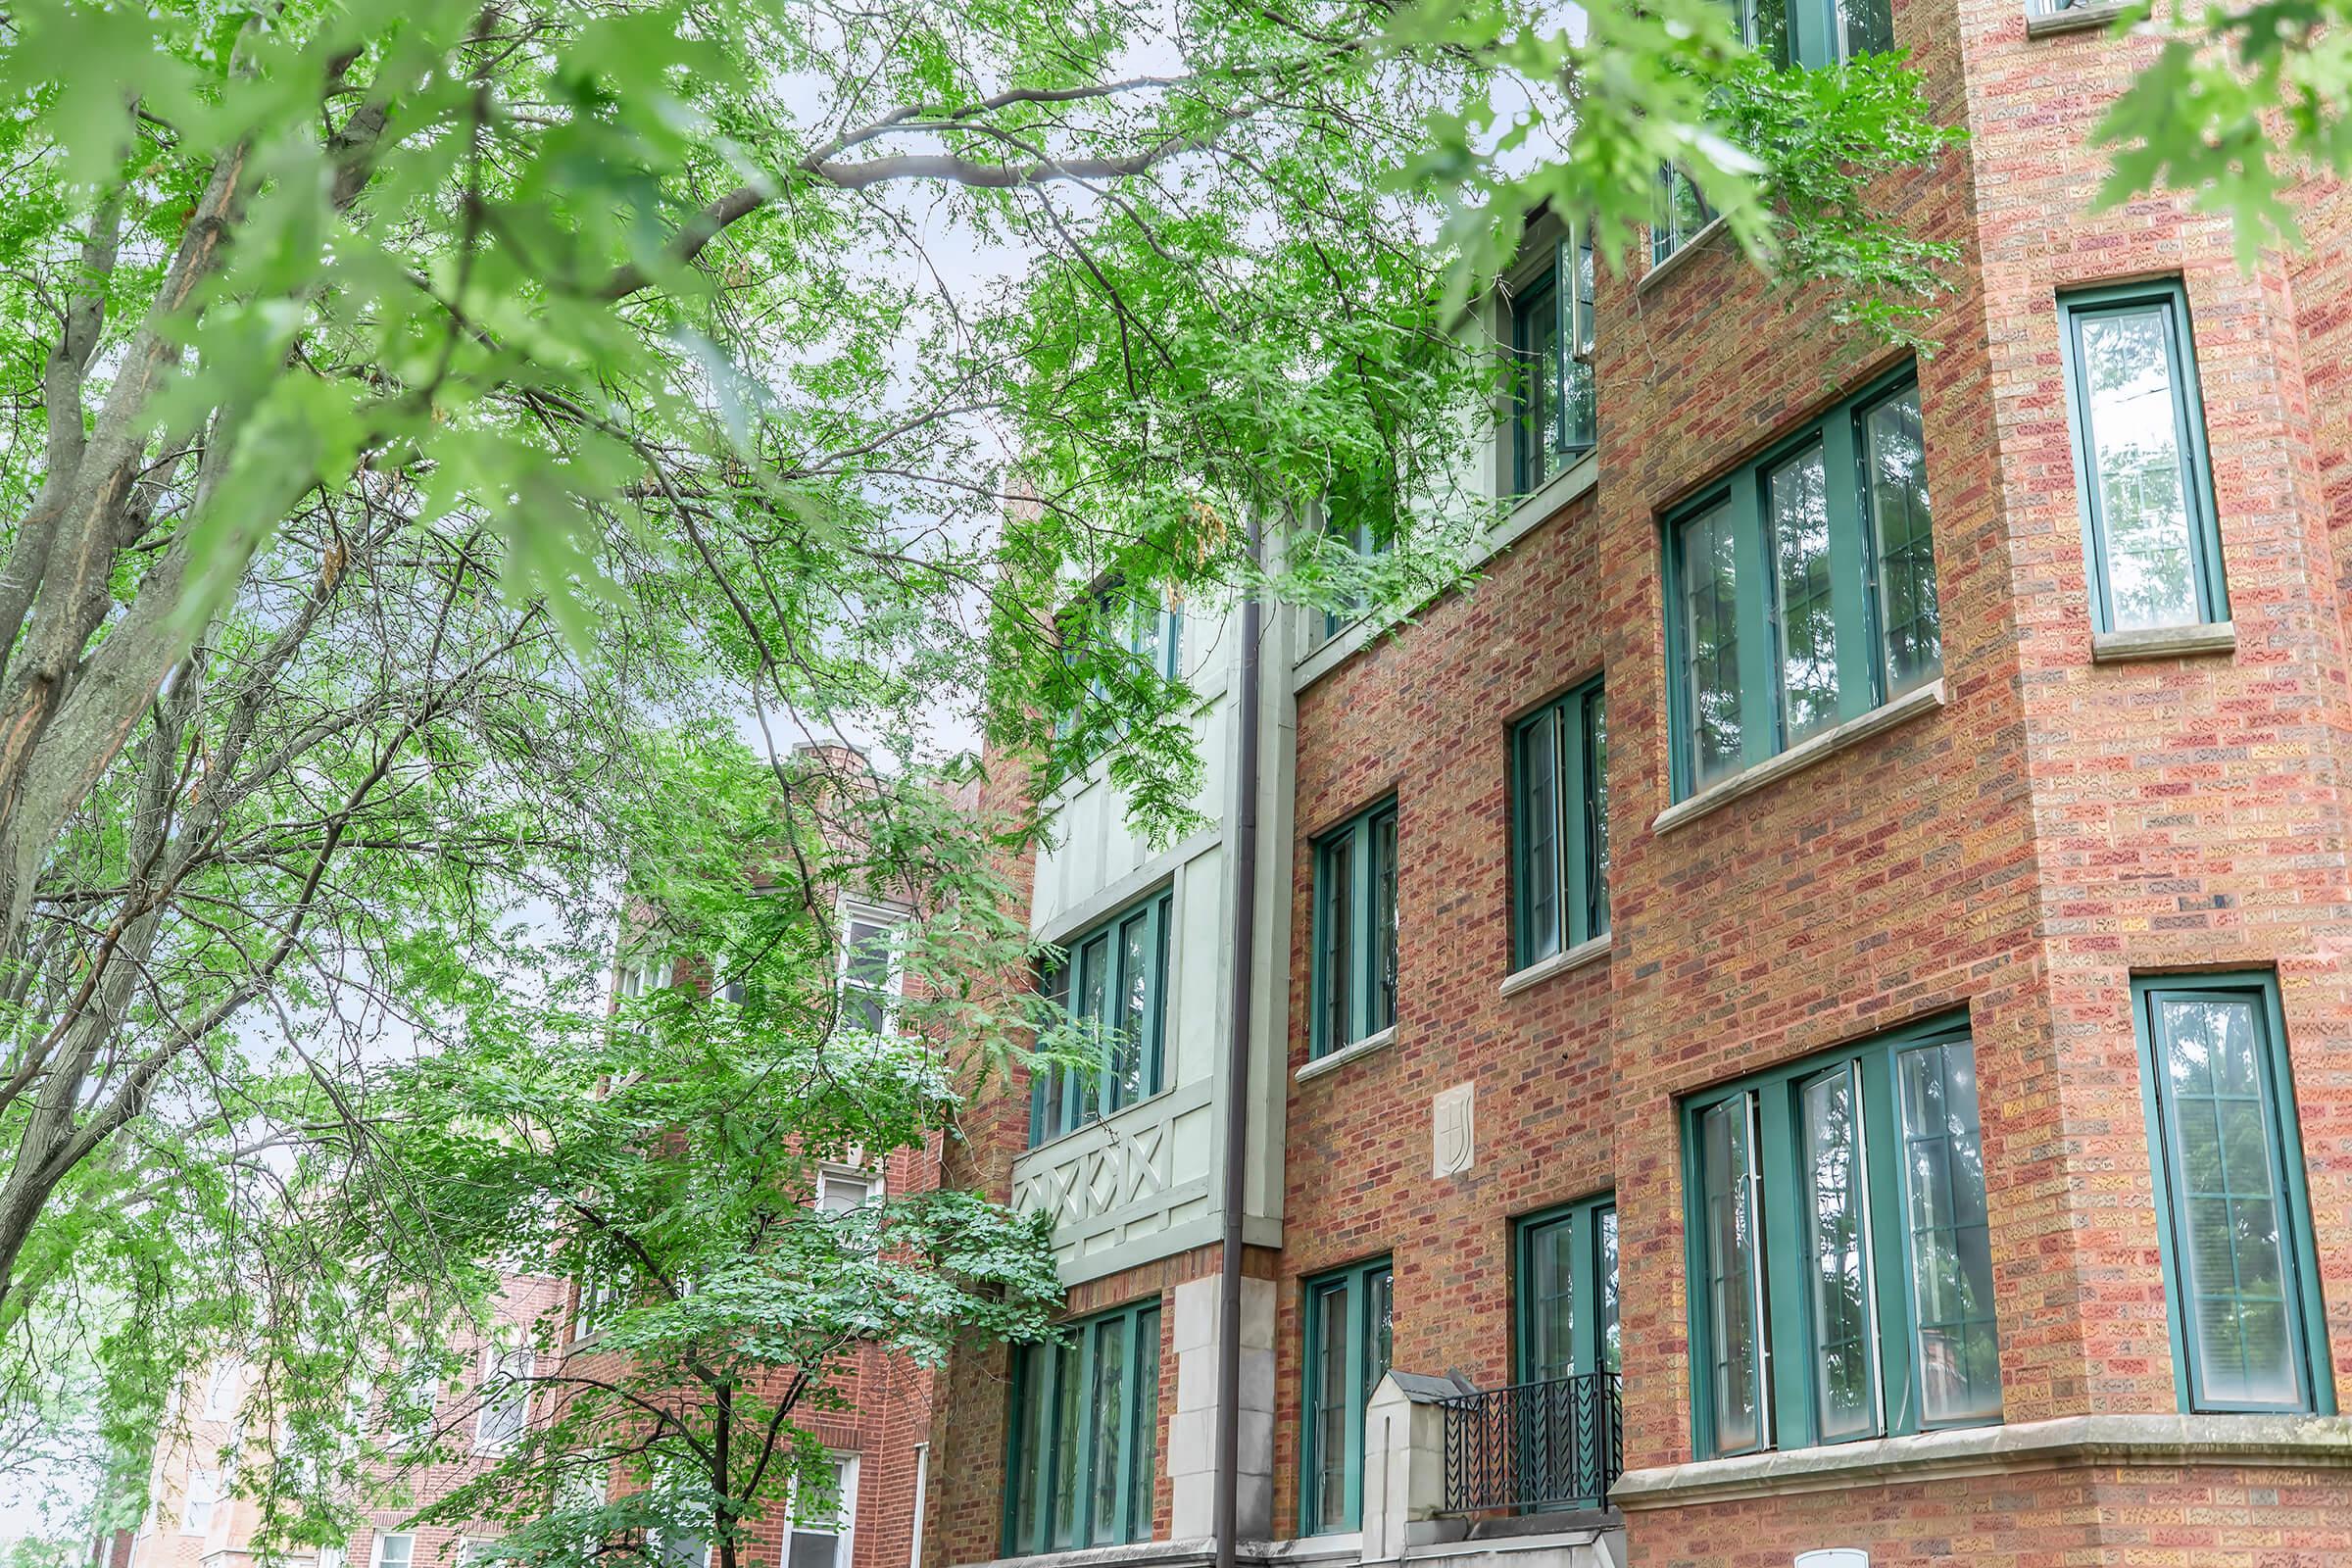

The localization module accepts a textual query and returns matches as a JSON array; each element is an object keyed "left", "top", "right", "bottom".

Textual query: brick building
[
  {"left": 122, "top": 1275, "right": 565, "bottom": 1568},
  {"left": 927, "top": 0, "right": 2352, "bottom": 1561}
]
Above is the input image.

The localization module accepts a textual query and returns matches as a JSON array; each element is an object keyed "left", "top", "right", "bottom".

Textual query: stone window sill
[
  {"left": 2090, "top": 619, "right": 2235, "bottom": 663},
  {"left": 1650, "top": 678, "right": 1947, "bottom": 836},
  {"left": 1638, "top": 215, "right": 1731, "bottom": 295},
  {"left": 1499, "top": 934, "right": 1610, "bottom": 998},
  {"left": 1295, "top": 1026, "right": 1396, "bottom": 1083},
  {"left": 1608, "top": 1412, "right": 2352, "bottom": 1510},
  {"left": 2026, "top": 0, "right": 2131, "bottom": 36}
]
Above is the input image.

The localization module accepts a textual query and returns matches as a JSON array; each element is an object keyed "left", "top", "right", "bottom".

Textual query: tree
[{"left": 0, "top": 0, "right": 1962, "bottom": 1506}]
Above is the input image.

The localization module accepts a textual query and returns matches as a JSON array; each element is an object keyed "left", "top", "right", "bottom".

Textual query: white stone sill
[
  {"left": 1609, "top": 1412, "right": 2352, "bottom": 1510},
  {"left": 2026, "top": 0, "right": 2132, "bottom": 36},
  {"left": 1295, "top": 1026, "right": 1396, "bottom": 1083},
  {"left": 1637, "top": 215, "right": 1731, "bottom": 295},
  {"left": 1650, "top": 678, "right": 1947, "bottom": 837},
  {"left": 2090, "top": 619, "right": 2235, "bottom": 663},
  {"left": 1292, "top": 457, "right": 1599, "bottom": 696},
  {"left": 1498, "top": 934, "right": 1610, "bottom": 998},
  {"left": 952, "top": 1535, "right": 1371, "bottom": 1568}
]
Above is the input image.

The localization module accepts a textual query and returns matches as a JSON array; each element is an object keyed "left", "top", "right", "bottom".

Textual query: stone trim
[
  {"left": 2025, "top": 0, "right": 2131, "bottom": 36},
  {"left": 1650, "top": 679, "right": 1947, "bottom": 836},
  {"left": 951, "top": 1537, "right": 1369, "bottom": 1568},
  {"left": 1607, "top": 1412, "right": 2352, "bottom": 1510},
  {"left": 2089, "top": 619, "right": 2236, "bottom": 664},
  {"left": 1296, "top": 1025, "right": 1396, "bottom": 1083},
  {"left": 1498, "top": 934, "right": 1610, "bottom": 998}
]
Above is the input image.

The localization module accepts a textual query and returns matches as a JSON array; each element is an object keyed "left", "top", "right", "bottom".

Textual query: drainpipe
[{"left": 1212, "top": 515, "right": 1265, "bottom": 1568}]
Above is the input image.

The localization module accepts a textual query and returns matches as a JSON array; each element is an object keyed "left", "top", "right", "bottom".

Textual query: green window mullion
[
  {"left": 2161, "top": 303, "right": 2229, "bottom": 623},
  {"left": 1559, "top": 701, "right": 1592, "bottom": 953},
  {"left": 1729, "top": 477, "right": 1779, "bottom": 767},
  {"left": 1753, "top": 1082, "right": 1811, "bottom": 1450},
  {"left": 1817, "top": 409, "right": 1878, "bottom": 719}
]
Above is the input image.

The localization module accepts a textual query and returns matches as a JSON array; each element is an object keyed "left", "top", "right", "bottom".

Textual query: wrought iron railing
[{"left": 1437, "top": 1372, "right": 1623, "bottom": 1515}]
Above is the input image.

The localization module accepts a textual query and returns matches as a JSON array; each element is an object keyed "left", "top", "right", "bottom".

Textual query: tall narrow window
[
  {"left": 1311, "top": 801, "right": 1399, "bottom": 1058},
  {"left": 2060, "top": 284, "right": 2227, "bottom": 634},
  {"left": 2136, "top": 977, "right": 2328, "bottom": 1412},
  {"left": 1518, "top": 1197, "right": 1620, "bottom": 1384},
  {"left": 788, "top": 1455, "right": 858, "bottom": 1568},
  {"left": 1686, "top": 1019, "right": 2000, "bottom": 1458},
  {"left": 1676, "top": 501, "right": 1745, "bottom": 791},
  {"left": 1511, "top": 680, "right": 1609, "bottom": 970},
  {"left": 1301, "top": 1257, "right": 1394, "bottom": 1534},
  {"left": 839, "top": 906, "right": 899, "bottom": 1035},
  {"left": 1031, "top": 890, "right": 1172, "bottom": 1146},
  {"left": 1317, "top": 514, "right": 1387, "bottom": 644},
  {"left": 1004, "top": 1301, "right": 1162, "bottom": 1553},
  {"left": 473, "top": 1348, "right": 533, "bottom": 1452},
  {"left": 1513, "top": 224, "right": 1597, "bottom": 493},
  {"left": 1663, "top": 369, "right": 1941, "bottom": 802},
  {"left": 181, "top": 1471, "right": 219, "bottom": 1536},
  {"left": 1653, "top": 165, "right": 1721, "bottom": 268}
]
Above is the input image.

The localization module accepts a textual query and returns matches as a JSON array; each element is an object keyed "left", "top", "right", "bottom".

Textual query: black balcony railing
[{"left": 1437, "top": 1371, "right": 1623, "bottom": 1515}]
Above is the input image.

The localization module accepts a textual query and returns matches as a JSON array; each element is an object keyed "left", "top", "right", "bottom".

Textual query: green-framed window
[
  {"left": 1031, "top": 889, "right": 1172, "bottom": 1147},
  {"left": 1512, "top": 224, "right": 1597, "bottom": 492},
  {"left": 1055, "top": 584, "right": 1185, "bottom": 739},
  {"left": 1683, "top": 1014, "right": 1999, "bottom": 1459},
  {"left": 1517, "top": 1197, "right": 1620, "bottom": 1384},
  {"left": 1301, "top": 1257, "right": 1394, "bottom": 1534},
  {"left": 2058, "top": 282, "right": 2229, "bottom": 634},
  {"left": 1510, "top": 680, "right": 1608, "bottom": 970},
  {"left": 1662, "top": 368, "right": 1940, "bottom": 799},
  {"left": 1318, "top": 514, "right": 1388, "bottom": 645},
  {"left": 1652, "top": 166, "right": 1720, "bottom": 268},
  {"left": 1741, "top": 0, "right": 1892, "bottom": 66},
  {"left": 2132, "top": 974, "right": 2331, "bottom": 1414},
  {"left": 1004, "top": 1299, "right": 1163, "bottom": 1553},
  {"left": 1310, "top": 800, "right": 1398, "bottom": 1058}
]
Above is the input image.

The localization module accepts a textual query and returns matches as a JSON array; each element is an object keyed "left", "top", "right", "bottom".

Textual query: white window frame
[
  {"left": 835, "top": 903, "right": 905, "bottom": 1034},
  {"left": 369, "top": 1535, "right": 415, "bottom": 1568},
  {"left": 181, "top": 1469, "right": 219, "bottom": 1536},
  {"left": 784, "top": 1453, "right": 859, "bottom": 1568},
  {"left": 318, "top": 1547, "right": 349, "bottom": 1568},
  {"left": 472, "top": 1346, "right": 534, "bottom": 1453},
  {"left": 571, "top": 1272, "right": 629, "bottom": 1344},
  {"left": 616, "top": 955, "right": 674, "bottom": 1002}
]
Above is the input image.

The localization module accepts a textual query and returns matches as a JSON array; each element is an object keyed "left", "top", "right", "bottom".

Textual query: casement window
[
  {"left": 1030, "top": 889, "right": 1172, "bottom": 1146},
  {"left": 1512, "top": 224, "right": 1597, "bottom": 493},
  {"left": 1317, "top": 514, "right": 1389, "bottom": 645},
  {"left": 1004, "top": 1301, "right": 1162, "bottom": 1554},
  {"left": 1663, "top": 370, "right": 1939, "bottom": 799},
  {"left": 318, "top": 1547, "right": 348, "bottom": 1568},
  {"left": 572, "top": 1272, "right": 629, "bottom": 1343},
  {"left": 2133, "top": 975, "right": 2330, "bottom": 1413},
  {"left": 181, "top": 1470, "right": 219, "bottom": 1536},
  {"left": 2058, "top": 283, "right": 2229, "bottom": 634},
  {"left": 788, "top": 1456, "right": 858, "bottom": 1568},
  {"left": 1684, "top": 1016, "right": 1999, "bottom": 1459},
  {"left": 1310, "top": 801, "right": 1398, "bottom": 1058},
  {"left": 1510, "top": 680, "right": 1608, "bottom": 969},
  {"left": 369, "top": 1537, "right": 413, "bottom": 1568},
  {"left": 1517, "top": 1197, "right": 1620, "bottom": 1385},
  {"left": 1056, "top": 585, "right": 1184, "bottom": 739},
  {"left": 616, "top": 956, "right": 672, "bottom": 1001},
  {"left": 473, "top": 1347, "right": 533, "bottom": 1452},
  {"left": 838, "top": 906, "right": 900, "bottom": 1035},
  {"left": 1741, "top": 0, "right": 1892, "bottom": 65},
  {"left": 1301, "top": 1257, "right": 1394, "bottom": 1534}
]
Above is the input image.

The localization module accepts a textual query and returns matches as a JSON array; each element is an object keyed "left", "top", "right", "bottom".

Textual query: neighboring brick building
[
  {"left": 930, "top": 0, "right": 2352, "bottom": 1562},
  {"left": 123, "top": 1275, "right": 565, "bottom": 1568}
]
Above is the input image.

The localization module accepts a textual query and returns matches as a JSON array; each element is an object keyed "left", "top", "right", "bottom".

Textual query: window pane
[
  {"left": 1112, "top": 909, "right": 1152, "bottom": 1112},
  {"left": 1367, "top": 1267, "right": 1394, "bottom": 1390},
  {"left": 1770, "top": 442, "right": 1840, "bottom": 746},
  {"left": 1090, "top": 1319, "right": 1128, "bottom": 1541},
  {"left": 1584, "top": 692, "right": 1609, "bottom": 939},
  {"left": 1654, "top": 165, "right": 1721, "bottom": 264},
  {"left": 1679, "top": 502, "right": 1744, "bottom": 789},
  {"left": 1838, "top": 0, "right": 1893, "bottom": 56},
  {"left": 1053, "top": 1337, "right": 1083, "bottom": 1546},
  {"left": 1897, "top": 1039, "right": 2001, "bottom": 1424},
  {"left": 2158, "top": 996, "right": 2303, "bottom": 1406},
  {"left": 787, "top": 1534, "right": 837, "bottom": 1568},
  {"left": 1012, "top": 1347, "right": 1053, "bottom": 1550},
  {"left": 1313, "top": 1285, "right": 1349, "bottom": 1530},
  {"left": 1129, "top": 1308, "right": 1160, "bottom": 1535},
  {"left": 1529, "top": 1220, "right": 1576, "bottom": 1383},
  {"left": 2077, "top": 306, "right": 2200, "bottom": 630},
  {"left": 1518, "top": 710, "right": 1562, "bottom": 964},
  {"left": 1700, "top": 1097, "right": 1766, "bottom": 1453},
  {"left": 1076, "top": 935, "right": 1109, "bottom": 1127},
  {"left": 1370, "top": 811, "right": 1398, "bottom": 1036},
  {"left": 1599, "top": 1206, "right": 1621, "bottom": 1375},
  {"left": 1801, "top": 1064, "right": 1878, "bottom": 1441},
  {"left": 1320, "top": 838, "right": 1352, "bottom": 1052},
  {"left": 1516, "top": 271, "right": 1564, "bottom": 491},
  {"left": 1864, "top": 387, "right": 1940, "bottom": 697}
]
